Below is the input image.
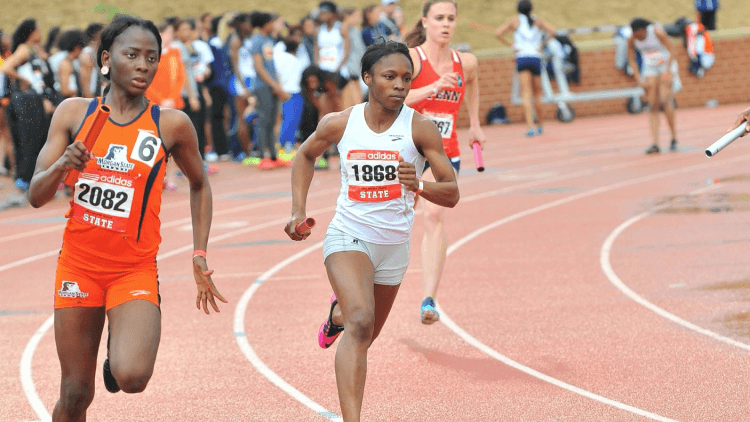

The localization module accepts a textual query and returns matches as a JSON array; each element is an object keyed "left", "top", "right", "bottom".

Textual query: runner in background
[
  {"left": 404, "top": 0, "right": 486, "bottom": 324},
  {"left": 495, "top": 0, "right": 555, "bottom": 137},
  {"left": 627, "top": 18, "right": 679, "bottom": 154}
]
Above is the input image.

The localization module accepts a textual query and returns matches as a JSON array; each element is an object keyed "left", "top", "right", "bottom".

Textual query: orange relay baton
[
  {"left": 63, "top": 104, "right": 111, "bottom": 187},
  {"left": 295, "top": 218, "right": 316, "bottom": 235}
]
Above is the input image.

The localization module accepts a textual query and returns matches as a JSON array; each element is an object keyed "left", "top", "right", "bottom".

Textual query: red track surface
[{"left": 3, "top": 105, "right": 750, "bottom": 421}]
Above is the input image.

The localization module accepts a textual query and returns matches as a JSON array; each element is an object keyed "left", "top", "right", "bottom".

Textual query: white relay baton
[{"left": 705, "top": 124, "right": 750, "bottom": 157}]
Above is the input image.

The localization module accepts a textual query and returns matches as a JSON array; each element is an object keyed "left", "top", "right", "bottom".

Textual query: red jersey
[
  {"left": 410, "top": 46, "right": 465, "bottom": 159},
  {"left": 62, "top": 97, "right": 168, "bottom": 268}
]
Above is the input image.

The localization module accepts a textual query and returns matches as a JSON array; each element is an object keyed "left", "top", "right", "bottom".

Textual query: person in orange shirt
[
  {"left": 146, "top": 20, "right": 186, "bottom": 190},
  {"left": 28, "top": 15, "right": 225, "bottom": 421}
]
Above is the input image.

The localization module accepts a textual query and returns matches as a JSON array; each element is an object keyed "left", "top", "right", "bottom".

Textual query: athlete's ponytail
[
  {"left": 517, "top": 0, "right": 534, "bottom": 27},
  {"left": 404, "top": 0, "right": 457, "bottom": 48}
]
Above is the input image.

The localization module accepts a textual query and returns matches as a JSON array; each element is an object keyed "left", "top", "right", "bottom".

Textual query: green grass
[{"left": 3, "top": 0, "right": 745, "bottom": 52}]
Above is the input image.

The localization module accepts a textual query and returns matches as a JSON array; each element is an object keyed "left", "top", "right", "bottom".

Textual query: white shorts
[{"left": 323, "top": 225, "right": 410, "bottom": 286}]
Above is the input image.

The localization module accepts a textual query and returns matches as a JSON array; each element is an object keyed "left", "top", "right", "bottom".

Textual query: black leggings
[
  {"left": 7, "top": 93, "right": 50, "bottom": 183},
  {"left": 208, "top": 86, "right": 229, "bottom": 156}
]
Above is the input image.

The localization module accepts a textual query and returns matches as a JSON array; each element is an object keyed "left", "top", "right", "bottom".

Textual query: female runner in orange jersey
[
  {"left": 404, "top": 0, "right": 486, "bottom": 325},
  {"left": 28, "top": 15, "right": 225, "bottom": 421}
]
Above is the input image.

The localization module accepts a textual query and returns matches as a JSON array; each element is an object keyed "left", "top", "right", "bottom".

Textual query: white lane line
[
  {"left": 18, "top": 206, "right": 336, "bottom": 422},
  {"left": 436, "top": 156, "right": 750, "bottom": 419},
  {"left": 600, "top": 184, "right": 750, "bottom": 352},
  {"left": 20, "top": 315, "right": 53, "bottom": 422},
  {"left": 233, "top": 240, "right": 342, "bottom": 421},
  {"left": 436, "top": 309, "right": 675, "bottom": 421}
]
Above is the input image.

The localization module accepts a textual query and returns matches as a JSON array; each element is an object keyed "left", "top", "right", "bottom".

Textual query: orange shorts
[{"left": 54, "top": 257, "right": 160, "bottom": 311}]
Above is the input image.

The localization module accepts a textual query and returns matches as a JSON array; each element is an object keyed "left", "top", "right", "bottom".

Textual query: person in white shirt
[
  {"left": 273, "top": 35, "right": 305, "bottom": 154},
  {"left": 285, "top": 40, "right": 458, "bottom": 422},
  {"left": 627, "top": 18, "right": 679, "bottom": 154}
]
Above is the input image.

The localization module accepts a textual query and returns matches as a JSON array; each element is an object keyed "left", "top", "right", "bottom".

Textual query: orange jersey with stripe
[
  {"left": 62, "top": 97, "right": 168, "bottom": 267},
  {"left": 410, "top": 46, "right": 465, "bottom": 159}
]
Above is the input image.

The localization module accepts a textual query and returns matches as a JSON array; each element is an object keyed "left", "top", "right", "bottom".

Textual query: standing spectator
[
  {"left": 42, "top": 26, "right": 61, "bottom": 59},
  {"left": 695, "top": 0, "right": 719, "bottom": 31},
  {"left": 380, "top": 0, "right": 405, "bottom": 40},
  {"left": 54, "top": 30, "right": 86, "bottom": 99},
  {"left": 206, "top": 13, "right": 234, "bottom": 161},
  {"left": 251, "top": 12, "right": 288, "bottom": 170},
  {"left": 199, "top": 13, "right": 213, "bottom": 42},
  {"left": 341, "top": 7, "right": 366, "bottom": 107},
  {"left": 79, "top": 23, "right": 104, "bottom": 98},
  {"left": 1, "top": 18, "right": 57, "bottom": 192},
  {"left": 316, "top": 1, "right": 350, "bottom": 113},
  {"left": 274, "top": 35, "right": 305, "bottom": 155},
  {"left": 0, "top": 29, "right": 14, "bottom": 176},
  {"left": 228, "top": 13, "right": 255, "bottom": 160},
  {"left": 146, "top": 20, "right": 186, "bottom": 191},
  {"left": 189, "top": 20, "right": 216, "bottom": 161},
  {"left": 300, "top": 15, "right": 318, "bottom": 63},
  {"left": 173, "top": 18, "right": 207, "bottom": 159},
  {"left": 362, "top": 4, "right": 394, "bottom": 46}
]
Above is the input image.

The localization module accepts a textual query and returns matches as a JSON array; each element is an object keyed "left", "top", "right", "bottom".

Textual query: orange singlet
[
  {"left": 55, "top": 97, "right": 168, "bottom": 311},
  {"left": 410, "top": 46, "right": 465, "bottom": 159}
]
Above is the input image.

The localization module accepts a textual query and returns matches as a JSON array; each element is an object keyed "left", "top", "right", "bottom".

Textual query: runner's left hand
[
  {"left": 193, "top": 257, "right": 227, "bottom": 314},
  {"left": 468, "top": 126, "right": 486, "bottom": 149},
  {"left": 397, "top": 155, "right": 418, "bottom": 192}
]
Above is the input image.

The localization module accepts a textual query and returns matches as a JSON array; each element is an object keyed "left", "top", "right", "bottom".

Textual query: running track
[{"left": 3, "top": 105, "right": 750, "bottom": 421}]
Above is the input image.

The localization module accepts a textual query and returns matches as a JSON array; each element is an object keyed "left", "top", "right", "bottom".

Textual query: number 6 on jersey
[{"left": 130, "top": 130, "right": 162, "bottom": 167}]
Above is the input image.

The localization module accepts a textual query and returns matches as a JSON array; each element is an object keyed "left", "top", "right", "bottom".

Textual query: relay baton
[
  {"left": 705, "top": 123, "right": 749, "bottom": 157},
  {"left": 63, "top": 104, "right": 111, "bottom": 186},
  {"left": 472, "top": 141, "right": 485, "bottom": 172},
  {"left": 295, "top": 217, "right": 316, "bottom": 235}
]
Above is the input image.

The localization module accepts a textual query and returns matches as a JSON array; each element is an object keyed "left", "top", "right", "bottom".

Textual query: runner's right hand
[
  {"left": 433, "top": 72, "right": 459, "bottom": 92},
  {"left": 285, "top": 215, "right": 312, "bottom": 241},
  {"left": 729, "top": 107, "right": 750, "bottom": 138},
  {"left": 59, "top": 140, "right": 93, "bottom": 172}
]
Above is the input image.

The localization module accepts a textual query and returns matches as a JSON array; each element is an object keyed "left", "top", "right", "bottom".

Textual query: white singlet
[
  {"left": 330, "top": 103, "right": 425, "bottom": 244},
  {"left": 633, "top": 24, "right": 670, "bottom": 67},
  {"left": 317, "top": 22, "right": 349, "bottom": 78},
  {"left": 513, "top": 14, "right": 543, "bottom": 58}
]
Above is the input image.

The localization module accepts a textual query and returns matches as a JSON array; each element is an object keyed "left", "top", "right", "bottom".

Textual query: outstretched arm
[
  {"left": 163, "top": 108, "right": 226, "bottom": 314},
  {"left": 459, "top": 52, "right": 486, "bottom": 149}
]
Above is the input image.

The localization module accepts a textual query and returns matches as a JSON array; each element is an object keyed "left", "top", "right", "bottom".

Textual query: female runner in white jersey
[
  {"left": 627, "top": 18, "right": 679, "bottom": 154},
  {"left": 285, "top": 40, "right": 459, "bottom": 422},
  {"left": 404, "top": 0, "right": 486, "bottom": 325}
]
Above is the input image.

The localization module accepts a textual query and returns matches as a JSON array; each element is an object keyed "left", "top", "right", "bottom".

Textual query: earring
[{"left": 101, "top": 66, "right": 109, "bottom": 75}]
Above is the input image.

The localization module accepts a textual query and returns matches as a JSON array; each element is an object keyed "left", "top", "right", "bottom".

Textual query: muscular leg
[
  {"left": 325, "top": 251, "right": 400, "bottom": 422},
  {"left": 518, "top": 71, "right": 535, "bottom": 131},
  {"left": 52, "top": 307, "right": 106, "bottom": 422},
  {"left": 106, "top": 301, "right": 161, "bottom": 394},
  {"left": 421, "top": 167, "right": 453, "bottom": 307}
]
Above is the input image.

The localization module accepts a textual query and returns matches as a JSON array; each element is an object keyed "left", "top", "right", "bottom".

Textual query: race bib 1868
[
  {"left": 345, "top": 150, "right": 401, "bottom": 202},
  {"left": 71, "top": 170, "right": 135, "bottom": 232}
]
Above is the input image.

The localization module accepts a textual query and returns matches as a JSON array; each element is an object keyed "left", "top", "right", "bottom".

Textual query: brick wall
[{"left": 457, "top": 34, "right": 750, "bottom": 127}]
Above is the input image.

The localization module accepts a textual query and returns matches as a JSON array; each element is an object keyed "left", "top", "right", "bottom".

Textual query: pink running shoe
[{"left": 318, "top": 294, "right": 344, "bottom": 349}]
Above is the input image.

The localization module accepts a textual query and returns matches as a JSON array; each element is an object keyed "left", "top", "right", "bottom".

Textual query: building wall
[{"left": 457, "top": 33, "right": 750, "bottom": 127}]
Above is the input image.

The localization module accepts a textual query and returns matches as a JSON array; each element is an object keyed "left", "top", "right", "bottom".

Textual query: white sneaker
[{"left": 205, "top": 151, "right": 219, "bottom": 162}]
